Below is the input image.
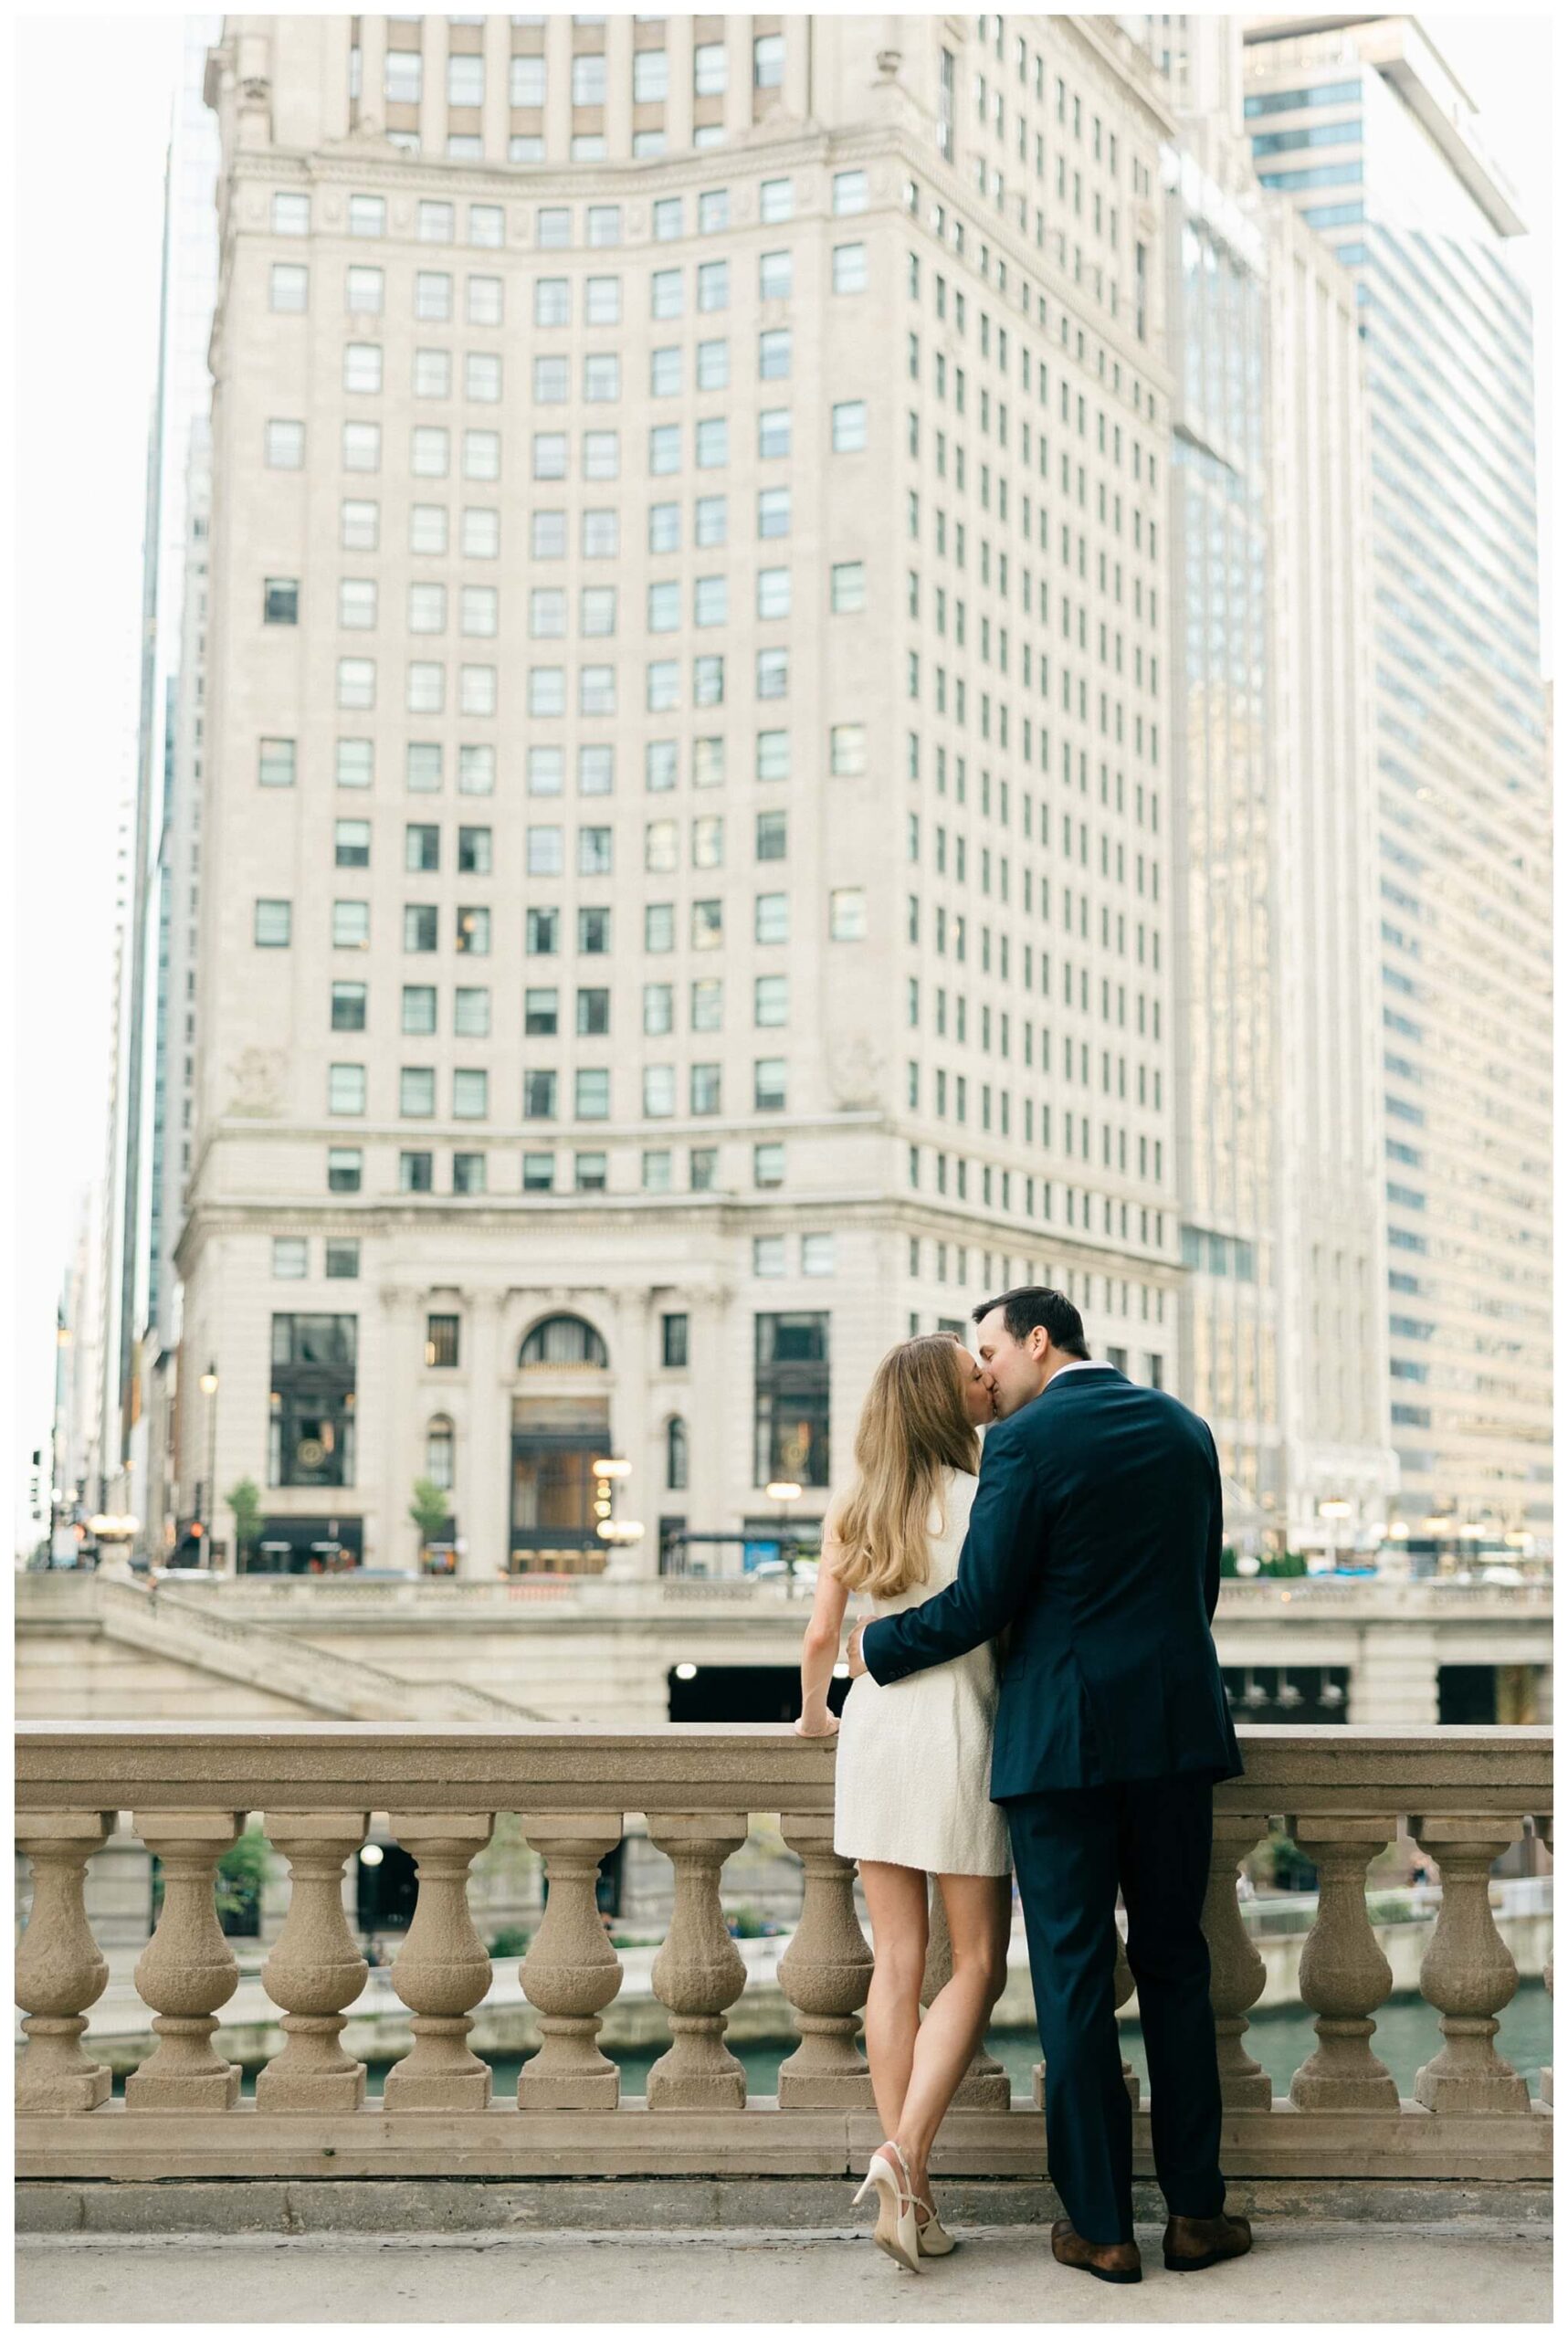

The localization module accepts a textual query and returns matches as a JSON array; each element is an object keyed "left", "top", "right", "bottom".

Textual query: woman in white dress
[{"left": 795, "top": 1333, "right": 1011, "bottom": 2271}]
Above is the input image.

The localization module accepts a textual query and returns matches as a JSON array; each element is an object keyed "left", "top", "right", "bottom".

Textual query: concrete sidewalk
[{"left": 16, "top": 2220, "right": 1552, "bottom": 2324}]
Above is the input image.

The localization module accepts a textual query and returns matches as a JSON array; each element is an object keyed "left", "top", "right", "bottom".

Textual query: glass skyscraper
[{"left": 1244, "top": 16, "right": 1552, "bottom": 1559}]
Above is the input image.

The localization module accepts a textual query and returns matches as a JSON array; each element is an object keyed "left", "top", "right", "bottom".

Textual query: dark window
[
  {"left": 406, "top": 824, "right": 440, "bottom": 872},
  {"left": 525, "top": 990, "right": 559, "bottom": 1036},
  {"left": 527, "top": 906, "right": 560, "bottom": 954},
  {"left": 331, "top": 983, "right": 367, "bottom": 1032},
  {"left": 458, "top": 826, "right": 492, "bottom": 874},
  {"left": 662, "top": 1311, "right": 689, "bottom": 1368},
  {"left": 453, "top": 1152, "right": 485, "bottom": 1194},
  {"left": 754, "top": 1311, "right": 830, "bottom": 1486},
  {"left": 400, "top": 1150, "right": 434, "bottom": 1193},
  {"left": 328, "top": 1149, "right": 363, "bottom": 1193},
  {"left": 324, "top": 1239, "right": 360, "bottom": 1280},
  {"left": 667, "top": 1415, "right": 689, "bottom": 1490},
  {"left": 405, "top": 904, "right": 438, "bottom": 952},
  {"left": 268, "top": 1313, "right": 357, "bottom": 1488},
  {"left": 576, "top": 986, "right": 611, "bottom": 1036},
  {"left": 524, "top": 1069, "right": 557, "bottom": 1119},
  {"left": 578, "top": 906, "right": 612, "bottom": 953},
  {"left": 426, "top": 1312, "right": 460, "bottom": 1368},
  {"left": 264, "top": 576, "right": 300, "bottom": 625},
  {"left": 519, "top": 1313, "right": 609, "bottom": 1367}
]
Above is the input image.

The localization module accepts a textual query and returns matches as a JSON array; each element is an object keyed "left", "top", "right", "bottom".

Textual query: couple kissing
[{"left": 795, "top": 1284, "right": 1251, "bottom": 2285}]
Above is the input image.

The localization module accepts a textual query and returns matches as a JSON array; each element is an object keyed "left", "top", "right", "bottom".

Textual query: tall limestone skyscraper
[{"left": 183, "top": 16, "right": 1182, "bottom": 1573}]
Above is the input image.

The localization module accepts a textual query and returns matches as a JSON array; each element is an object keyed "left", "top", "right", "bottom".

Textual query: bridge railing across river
[{"left": 15, "top": 1723, "right": 1552, "bottom": 2186}]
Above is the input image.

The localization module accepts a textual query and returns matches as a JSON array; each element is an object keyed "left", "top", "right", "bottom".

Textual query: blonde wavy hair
[{"left": 828, "top": 1335, "right": 980, "bottom": 1602}]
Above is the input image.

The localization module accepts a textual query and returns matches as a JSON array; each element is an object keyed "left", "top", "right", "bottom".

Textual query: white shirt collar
[{"left": 1049, "top": 1359, "right": 1110, "bottom": 1380}]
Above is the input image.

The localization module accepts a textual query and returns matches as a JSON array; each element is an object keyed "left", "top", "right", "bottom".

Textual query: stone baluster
[
  {"left": 1412, "top": 1817, "right": 1529, "bottom": 2113},
  {"left": 646, "top": 1813, "right": 748, "bottom": 2109},
  {"left": 16, "top": 1811, "right": 116, "bottom": 2112},
  {"left": 517, "top": 1815, "right": 624, "bottom": 2109},
  {"left": 1286, "top": 1817, "right": 1399, "bottom": 2112},
  {"left": 1031, "top": 1922, "right": 1139, "bottom": 2113},
  {"left": 255, "top": 1812, "right": 371, "bottom": 2112},
  {"left": 382, "top": 1813, "right": 495, "bottom": 2111},
  {"left": 776, "top": 1812, "right": 874, "bottom": 2106},
  {"left": 1202, "top": 1813, "right": 1272, "bottom": 2109},
  {"left": 1538, "top": 1817, "right": 1552, "bottom": 2108},
  {"left": 924, "top": 1879, "right": 1009, "bottom": 2109},
  {"left": 125, "top": 1811, "right": 246, "bottom": 2110}
]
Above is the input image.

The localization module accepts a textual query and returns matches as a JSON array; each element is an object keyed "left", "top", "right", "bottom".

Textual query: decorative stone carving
[
  {"left": 1202, "top": 1814, "right": 1272, "bottom": 2109},
  {"left": 646, "top": 1813, "right": 748, "bottom": 2109},
  {"left": 517, "top": 1815, "right": 623, "bottom": 2109},
  {"left": 1412, "top": 1817, "right": 1530, "bottom": 2113},
  {"left": 256, "top": 1812, "right": 370, "bottom": 2112},
  {"left": 1286, "top": 1818, "right": 1399, "bottom": 2112},
  {"left": 776, "top": 1813, "right": 874, "bottom": 2106},
  {"left": 125, "top": 1811, "right": 245, "bottom": 2111},
  {"left": 923, "top": 1880, "right": 1009, "bottom": 2109},
  {"left": 15, "top": 1811, "right": 115, "bottom": 2112},
  {"left": 383, "top": 1813, "right": 495, "bottom": 2112}
]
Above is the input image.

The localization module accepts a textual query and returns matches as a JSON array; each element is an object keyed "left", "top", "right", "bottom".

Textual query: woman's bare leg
[
  {"left": 857, "top": 1860, "right": 930, "bottom": 2146},
  {"left": 893, "top": 1873, "right": 1013, "bottom": 2206}
]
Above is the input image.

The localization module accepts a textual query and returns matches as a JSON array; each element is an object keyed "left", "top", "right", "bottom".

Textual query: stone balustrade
[{"left": 15, "top": 1723, "right": 1552, "bottom": 2188}]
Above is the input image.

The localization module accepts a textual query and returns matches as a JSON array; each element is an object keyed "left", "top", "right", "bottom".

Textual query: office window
[
  {"left": 468, "top": 205, "right": 503, "bottom": 248},
  {"left": 759, "top": 249, "right": 793, "bottom": 301},
  {"left": 467, "top": 273, "right": 503, "bottom": 326},
  {"left": 579, "top": 743, "right": 614, "bottom": 795},
  {"left": 333, "top": 900, "right": 371, "bottom": 952},
  {"left": 830, "top": 887, "right": 867, "bottom": 941},
  {"left": 448, "top": 52, "right": 483, "bottom": 106},
  {"left": 694, "top": 42, "right": 727, "bottom": 95},
  {"left": 578, "top": 826, "right": 613, "bottom": 876},
  {"left": 403, "top": 904, "right": 437, "bottom": 953},
  {"left": 459, "top": 744, "right": 494, "bottom": 795},
  {"left": 583, "top": 431, "right": 619, "bottom": 480},
  {"left": 644, "top": 1064, "right": 675, "bottom": 1117},
  {"left": 575, "top": 1069, "right": 610, "bottom": 1120},
  {"left": 329, "top": 1063, "right": 366, "bottom": 1115},
  {"left": 580, "top": 663, "right": 616, "bottom": 713},
  {"left": 461, "top": 585, "right": 497, "bottom": 637},
  {"left": 463, "top": 429, "right": 500, "bottom": 480},
  {"left": 325, "top": 1239, "right": 361, "bottom": 1280},
  {"left": 331, "top": 981, "right": 366, "bottom": 1032},
  {"left": 271, "top": 261, "right": 309, "bottom": 311},
  {"left": 758, "top": 407, "right": 791, "bottom": 458},
  {"left": 757, "top": 648, "right": 787, "bottom": 699},
  {"left": 833, "top": 169, "right": 868, "bottom": 215},
  {"left": 457, "top": 826, "right": 491, "bottom": 876},
  {"left": 466, "top": 352, "right": 502, "bottom": 403},
  {"left": 258, "top": 737, "right": 296, "bottom": 790},
  {"left": 342, "top": 499, "right": 379, "bottom": 551},
  {"left": 754, "top": 1311, "right": 831, "bottom": 1485},
  {"left": 647, "top": 658, "right": 679, "bottom": 709},
  {"left": 426, "top": 1312, "right": 460, "bottom": 1368},
  {"left": 336, "top": 739, "right": 373, "bottom": 788},
  {"left": 646, "top": 902, "right": 675, "bottom": 952},
  {"left": 692, "top": 737, "right": 724, "bottom": 788},
  {"left": 694, "top": 654, "right": 724, "bottom": 704},
  {"left": 653, "top": 196, "right": 683, "bottom": 240},
  {"left": 802, "top": 1234, "right": 837, "bottom": 1277},
  {"left": 453, "top": 1068, "right": 488, "bottom": 1120},
  {"left": 696, "top": 337, "right": 730, "bottom": 392},
  {"left": 754, "top": 1058, "right": 787, "bottom": 1111},
  {"left": 754, "top": 32, "right": 784, "bottom": 88},
  {"left": 521, "top": 1153, "right": 554, "bottom": 1190},
  {"left": 755, "top": 485, "right": 787, "bottom": 539},
  {"left": 761, "top": 177, "right": 795, "bottom": 223},
  {"left": 400, "top": 1066, "right": 437, "bottom": 1120},
  {"left": 534, "top": 353, "right": 569, "bottom": 404},
  {"left": 697, "top": 259, "right": 729, "bottom": 312},
  {"left": 328, "top": 1147, "right": 362, "bottom": 1194},
  {"left": 756, "top": 892, "right": 789, "bottom": 943},
  {"left": 334, "top": 818, "right": 371, "bottom": 869},
  {"left": 831, "top": 561, "right": 865, "bottom": 613},
  {"left": 691, "top": 1064, "right": 721, "bottom": 1113},
  {"left": 754, "top": 1143, "right": 784, "bottom": 1188},
  {"left": 695, "top": 417, "right": 728, "bottom": 469},
  {"left": 691, "top": 816, "right": 723, "bottom": 870},
  {"left": 456, "top": 905, "right": 490, "bottom": 955},
  {"left": 755, "top": 973, "right": 788, "bottom": 1026},
  {"left": 386, "top": 49, "right": 423, "bottom": 103},
  {"left": 649, "top": 422, "right": 680, "bottom": 475},
  {"left": 336, "top": 658, "right": 375, "bottom": 710},
  {"left": 695, "top": 494, "right": 727, "bottom": 547},
  {"left": 754, "top": 1237, "right": 785, "bottom": 1278},
  {"left": 583, "top": 508, "right": 619, "bottom": 558},
  {"left": 756, "top": 731, "right": 790, "bottom": 782},
  {"left": 692, "top": 899, "right": 723, "bottom": 950},
  {"left": 635, "top": 47, "right": 668, "bottom": 102},
  {"left": 695, "top": 575, "right": 728, "bottom": 627},
  {"left": 524, "top": 1070, "right": 558, "bottom": 1121},
  {"left": 402, "top": 985, "right": 437, "bottom": 1035},
  {"left": 757, "top": 567, "right": 790, "bottom": 621},
  {"left": 832, "top": 400, "right": 868, "bottom": 451},
  {"left": 584, "top": 353, "right": 620, "bottom": 402},
  {"left": 831, "top": 724, "right": 868, "bottom": 777},
  {"left": 272, "top": 191, "right": 310, "bottom": 236},
  {"left": 833, "top": 242, "right": 868, "bottom": 294},
  {"left": 407, "top": 660, "right": 445, "bottom": 713},
  {"left": 400, "top": 1151, "right": 434, "bottom": 1193},
  {"left": 651, "top": 267, "right": 683, "bottom": 320},
  {"left": 757, "top": 327, "right": 791, "bottom": 381},
  {"left": 527, "top": 906, "right": 560, "bottom": 956},
  {"left": 510, "top": 54, "right": 546, "bottom": 105},
  {"left": 264, "top": 576, "right": 300, "bottom": 627},
  {"left": 405, "top": 742, "right": 441, "bottom": 795},
  {"left": 348, "top": 195, "right": 385, "bottom": 238},
  {"left": 255, "top": 900, "right": 291, "bottom": 948}
]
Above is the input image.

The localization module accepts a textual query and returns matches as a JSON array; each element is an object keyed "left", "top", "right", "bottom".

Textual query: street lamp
[
  {"left": 766, "top": 1480, "right": 803, "bottom": 1592},
  {"left": 199, "top": 1364, "right": 219, "bottom": 1571}
]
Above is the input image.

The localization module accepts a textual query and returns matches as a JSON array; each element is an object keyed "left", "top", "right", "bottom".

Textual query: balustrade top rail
[{"left": 15, "top": 1722, "right": 1552, "bottom": 1818}]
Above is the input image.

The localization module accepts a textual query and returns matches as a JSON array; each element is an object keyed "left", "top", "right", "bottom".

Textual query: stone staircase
[{"left": 94, "top": 1577, "right": 544, "bottom": 1725}]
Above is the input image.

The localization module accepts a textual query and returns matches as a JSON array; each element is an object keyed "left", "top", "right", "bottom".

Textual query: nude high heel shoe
[
  {"left": 852, "top": 2140, "right": 923, "bottom": 2273},
  {"left": 916, "top": 2200, "right": 959, "bottom": 2258}
]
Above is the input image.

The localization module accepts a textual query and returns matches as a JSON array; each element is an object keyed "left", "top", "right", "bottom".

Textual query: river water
[{"left": 336, "top": 1980, "right": 1550, "bottom": 2104}]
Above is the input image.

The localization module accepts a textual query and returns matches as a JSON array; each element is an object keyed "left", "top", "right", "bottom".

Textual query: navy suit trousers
[{"left": 1005, "top": 1775, "right": 1226, "bottom": 2243}]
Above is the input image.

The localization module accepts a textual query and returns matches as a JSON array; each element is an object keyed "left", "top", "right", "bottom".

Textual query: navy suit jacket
[{"left": 859, "top": 1366, "right": 1242, "bottom": 1797}]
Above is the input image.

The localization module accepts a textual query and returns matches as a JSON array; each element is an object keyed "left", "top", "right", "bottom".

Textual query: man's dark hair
[{"left": 972, "top": 1285, "right": 1089, "bottom": 1360}]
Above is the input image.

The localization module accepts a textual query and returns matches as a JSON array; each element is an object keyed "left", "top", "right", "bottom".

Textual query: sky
[{"left": 5, "top": 8, "right": 1562, "bottom": 1551}]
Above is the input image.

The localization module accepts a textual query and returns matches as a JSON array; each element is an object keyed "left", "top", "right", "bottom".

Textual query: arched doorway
[{"left": 510, "top": 1312, "right": 613, "bottom": 1575}]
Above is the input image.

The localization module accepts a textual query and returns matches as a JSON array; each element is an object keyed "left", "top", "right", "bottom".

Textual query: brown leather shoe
[
  {"left": 1163, "top": 2211, "right": 1253, "bottom": 2271},
  {"left": 1051, "top": 2216, "right": 1142, "bottom": 2285}
]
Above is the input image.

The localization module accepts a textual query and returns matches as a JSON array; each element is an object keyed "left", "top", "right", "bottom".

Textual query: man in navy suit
[{"left": 848, "top": 1287, "right": 1251, "bottom": 2284}]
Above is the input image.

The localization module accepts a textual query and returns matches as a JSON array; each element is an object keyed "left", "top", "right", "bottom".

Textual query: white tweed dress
[{"left": 833, "top": 1468, "right": 1012, "bottom": 1877}]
